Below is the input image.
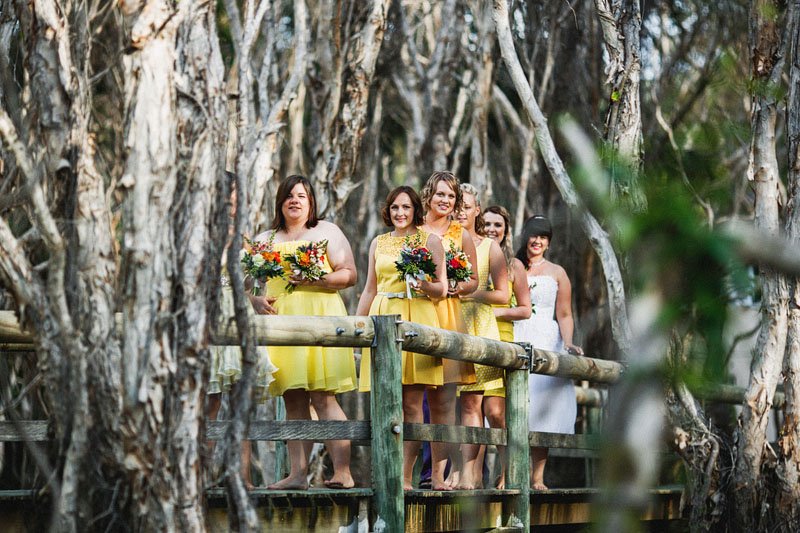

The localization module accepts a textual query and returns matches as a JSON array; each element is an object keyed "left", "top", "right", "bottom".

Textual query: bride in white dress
[{"left": 513, "top": 215, "right": 583, "bottom": 490}]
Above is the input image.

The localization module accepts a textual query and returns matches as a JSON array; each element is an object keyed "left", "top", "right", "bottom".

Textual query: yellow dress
[
  {"left": 493, "top": 280, "right": 516, "bottom": 343},
  {"left": 359, "top": 230, "right": 444, "bottom": 390},
  {"left": 209, "top": 272, "right": 278, "bottom": 402},
  {"left": 266, "top": 240, "right": 357, "bottom": 396},
  {"left": 460, "top": 238, "right": 504, "bottom": 394},
  {"left": 433, "top": 222, "right": 476, "bottom": 385}
]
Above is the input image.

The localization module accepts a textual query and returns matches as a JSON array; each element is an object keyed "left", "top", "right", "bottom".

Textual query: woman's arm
[
  {"left": 494, "top": 259, "right": 531, "bottom": 321},
  {"left": 419, "top": 234, "right": 448, "bottom": 299},
  {"left": 453, "top": 227, "right": 479, "bottom": 296},
  {"left": 471, "top": 240, "right": 509, "bottom": 305},
  {"left": 554, "top": 265, "right": 583, "bottom": 354},
  {"left": 355, "top": 238, "right": 379, "bottom": 316}
]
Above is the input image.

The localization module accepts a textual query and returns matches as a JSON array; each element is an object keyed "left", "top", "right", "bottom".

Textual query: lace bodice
[
  {"left": 528, "top": 275, "right": 558, "bottom": 320},
  {"left": 374, "top": 230, "right": 430, "bottom": 293}
]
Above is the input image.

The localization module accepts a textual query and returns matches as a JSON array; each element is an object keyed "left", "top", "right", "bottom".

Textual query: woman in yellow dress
[
  {"left": 256, "top": 175, "right": 358, "bottom": 490},
  {"left": 420, "top": 171, "right": 478, "bottom": 490},
  {"left": 452, "top": 184, "right": 509, "bottom": 489},
  {"left": 483, "top": 205, "right": 531, "bottom": 488},
  {"left": 357, "top": 186, "right": 448, "bottom": 490}
]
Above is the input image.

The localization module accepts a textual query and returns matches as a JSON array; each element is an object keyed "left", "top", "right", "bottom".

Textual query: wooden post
[
  {"left": 504, "top": 342, "right": 531, "bottom": 530},
  {"left": 370, "top": 315, "right": 404, "bottom": 531}
]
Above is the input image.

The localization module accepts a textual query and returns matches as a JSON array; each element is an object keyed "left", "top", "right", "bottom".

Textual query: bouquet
[
  {"left": 283, "top": 239, "right": 328, "bottom": 293},
  {"left": 394, "top": 236, "right": 438, "bottom": 297},
  {"left": 445, "top": 243, "right": 473, "bottom": 292},
  {"left": 240, "top": 235, "right": 284, "bottom": 295}
]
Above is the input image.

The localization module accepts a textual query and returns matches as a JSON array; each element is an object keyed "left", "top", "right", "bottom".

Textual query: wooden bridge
[{"left": 0, "top": 311, "right": 688, "bottom": 531}]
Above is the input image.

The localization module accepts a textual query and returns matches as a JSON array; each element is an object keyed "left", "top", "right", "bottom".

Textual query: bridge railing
[{"left": 0, "top": 311, "right": 626, "bottom": 530}]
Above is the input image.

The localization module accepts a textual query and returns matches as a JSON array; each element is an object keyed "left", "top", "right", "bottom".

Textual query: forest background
[{"left": 0, "top": 0, "right": 799, "bottom": 531}]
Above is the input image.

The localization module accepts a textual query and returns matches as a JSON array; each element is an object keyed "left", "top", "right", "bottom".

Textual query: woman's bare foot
[
  {"left": 431, "top": 479, "right": 453, "bottom": 491},
  {"left": 531, "top": 481, "right": 548, "bottom": 491},
  {"left": 244, "top": 481, "right": 256, "bottom": 491},
  {"left": 267, "top": 474, "right": 309, "bottom": 490},
  {"left": 323, "top": 472, "right": 354, "bottom": 489}
]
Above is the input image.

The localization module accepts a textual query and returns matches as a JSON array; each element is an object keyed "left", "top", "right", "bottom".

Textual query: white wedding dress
[{"left": 513, "top": 275, "right": 576, "bottom": 434}]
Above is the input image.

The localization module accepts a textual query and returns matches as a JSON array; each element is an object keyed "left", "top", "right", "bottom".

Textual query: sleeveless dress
[
  {"left": 459, "top": 238, "right": 504, "bottom": 394},
  {"left": 492, "top": 280, "right": 516, "bottom": 343},
  {"left": 266, "top": 240, "right": 357, "bottom": 396},
  {"left": 513, "top": 275, "right": 576, "bottom": 434},
  {"left": 209, "top": 271, "right": 278, "bottom": 402},
  {"left": 433, "top": 222, "right": 476, "bottom": 385},
  {"left": 359, "top": 230, "right": 444, "bottom": 390}
]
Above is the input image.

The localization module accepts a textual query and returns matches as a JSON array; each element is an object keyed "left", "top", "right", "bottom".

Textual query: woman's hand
[
  {"left": 565, "top": 343, "right": 583, "bottom": 356},
  {"left": 249, "top": 294, "right": 277, "bottom": 315}
]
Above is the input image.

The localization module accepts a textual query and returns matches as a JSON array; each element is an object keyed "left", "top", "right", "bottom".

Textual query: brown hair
[
  {"left": 460, "top": 183, "right": 485, "bottom": 236},
  {"left": 420, "top": 171, "right": 463, "bottom": 218},
  {"left": 381, "top": 186, "right": 425, "bottom": 227},
  {"left": 270, "top": 175, "right": 320, "bottom": 231},
  {"left": 484, "top": 205, "right": 514, "bottom": 266}
]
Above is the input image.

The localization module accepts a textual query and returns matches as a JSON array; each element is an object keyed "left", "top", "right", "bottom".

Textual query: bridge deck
[{"left": 0, "top": 486, "right": 683, "bottom": 532}]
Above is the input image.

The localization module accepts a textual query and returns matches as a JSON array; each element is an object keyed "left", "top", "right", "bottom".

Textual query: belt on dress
[{"left": 378, "top": 291, "right": 427, "bottom": 299}]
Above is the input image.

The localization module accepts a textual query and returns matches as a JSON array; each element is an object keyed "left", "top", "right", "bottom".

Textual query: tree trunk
[
  {"left": 595, "top": 0, "right": 647, "bottom": 212},
  {"left": 307, "top": 0, "right": 391, "bottom": 219},
  {"left": 733, "top": 1, "right": 791, "bottom": 526},
  {"left": 776, "top": 0, "right": 800, "bottom": 522}
]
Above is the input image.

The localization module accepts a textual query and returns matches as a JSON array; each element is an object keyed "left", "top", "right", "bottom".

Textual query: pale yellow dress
[
  {"left": 359, "top": 230, "right": 444, "bottom": 390},
  {"left": 460, "top": 238, "right": 504, "bottom": 395},
  {"left": 266, "top": 240, "right": 357, "bottom": 396},
  {"left": 209, "top": 271, "right": 278, "bottom": 402},
  {"left": 485, "top": 280, "right": 515, "bottom": 398},
  {"left": 433, "top": 222, "right": 476, "bottom": 385}
]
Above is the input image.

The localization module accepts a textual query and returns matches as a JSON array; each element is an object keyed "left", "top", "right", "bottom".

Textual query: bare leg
[
  {"left": 402, "top": 386, "right": 425, "bottom": 489},
  {"left": 427, "top": 384, "right": 456, "bottom": 490},
  {"left": 531, "top": 447, "right": 548, "bottom": 490},
  {"left": 268, "top": 389, "right": 312, "bottom": 489},
  {"left": 483, "top": 395, "right": 506, "bottom": 489},
  {"left": 310, "top": 391, "right": 354, "bottom": 488},
  {"left": 456, "top": 391, "right": 483, "bottom": 489}
]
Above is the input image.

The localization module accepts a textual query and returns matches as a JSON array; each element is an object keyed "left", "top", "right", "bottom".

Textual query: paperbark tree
[
  {"left": 0, "top": 0, "right": 229, "bottom": 530},
  {"left": 595, "top": 0, "right": 647, "bottom": 212}
]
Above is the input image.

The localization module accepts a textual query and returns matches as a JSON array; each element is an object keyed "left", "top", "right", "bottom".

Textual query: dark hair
[
  {"left": 484, "top": 205, "right": 513, "bottom": 265},
  {"left": 381, "top": 186, "right": 425, "bottom": 227},
  {"left": 515, "top": 215, "right": 552, "bottom": 268},
  {"left": 270, "top": 175, "right": 320, "bottom": 231},
  {"left": 420, "top": 171, "right": 463, "bottom": 217}
]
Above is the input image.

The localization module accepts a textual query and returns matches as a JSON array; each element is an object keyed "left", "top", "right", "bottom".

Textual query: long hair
[
  {"left": 459, "top": 183, "right": 485, "bottom": 236},
  {"left": 270, "top": 175, "right": 320, "bottom": 231},
  {"left": 381, "top": 186, "right": 425, "bottom": 227},
  {"left": 420, "top": 171, "right": 463, "bottom": 218},
  {"left": 484, "top": 205, "right": 514, "bottom": 266},
  {"left": 514, "top": 215, "right": 552, "bottom": 269}
]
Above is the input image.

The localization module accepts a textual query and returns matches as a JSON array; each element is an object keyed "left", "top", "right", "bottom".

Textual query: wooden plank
[
  {"left": 0, "top": 421, "right": 48, "bottom": 441},
  {"left": 530, "top": 348, "right": 622, "bottom": 384},
  {"left": 210, "top": 314, "right": 375, "bottom": 348},
  {"left": 529, "top": 432, "right": 600, "bottom": 450},
  {"left": 0, "top": 310, "right": 376, "bottom": 349},
  {"left": 505, "top": 364, "right": 531, "bottom": 530},
  {"left": 369, "top": 315, "right": 404, "bottom": 531},
  {"left": 207, "top": 420, "right": 370, "bottom": 441},
  {"left": 397, "top": 320, "right": 529, "bottom": 370},
  {"left": 403, "top": 422, "right": 506, "bottom": 446}
]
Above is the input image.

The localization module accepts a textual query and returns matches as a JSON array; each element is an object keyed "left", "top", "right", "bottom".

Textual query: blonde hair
[
  {"left": 421, "top": 171, "right": 463, "bottom": 218},
  {"left": 460, "top": 183, "right": 485, "bottom": 236}
]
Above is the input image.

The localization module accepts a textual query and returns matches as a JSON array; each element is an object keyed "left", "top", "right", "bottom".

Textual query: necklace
[{"left": 530, "top": 258, "right": 546, "bottom": 267}]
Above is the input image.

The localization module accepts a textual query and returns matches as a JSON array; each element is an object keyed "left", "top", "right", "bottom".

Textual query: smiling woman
[
  {"left": 356, "top": 185, "right": 447, "bottom": 489},
  {"left": 254, "top": 175, "right": 358, "bottom": 490}
]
